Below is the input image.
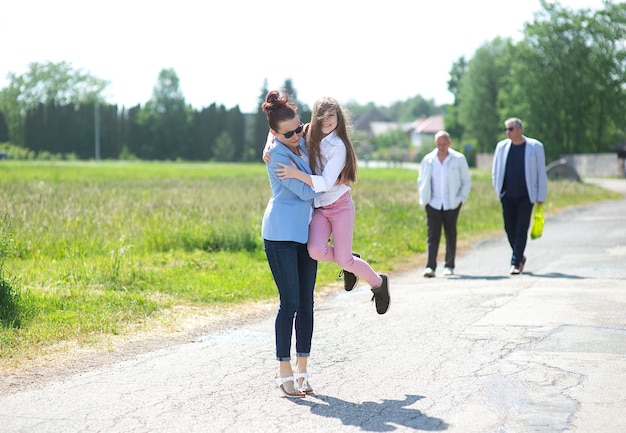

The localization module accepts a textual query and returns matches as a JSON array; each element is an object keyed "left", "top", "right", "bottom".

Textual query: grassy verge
[{"left": 0, "top": 161, "right": 620, "bottom": 365}]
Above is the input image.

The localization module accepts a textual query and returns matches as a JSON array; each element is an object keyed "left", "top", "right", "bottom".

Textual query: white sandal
[
  {"left": 274, "top": 375, "right": 305, "bottom": 398},
  {"left": 293, "top": 372, "right": 313, "bottom": 393}
]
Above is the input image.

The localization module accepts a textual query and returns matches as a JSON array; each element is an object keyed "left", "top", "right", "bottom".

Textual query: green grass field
[{"left": 0, "top": 161, "right": 619, "bottom": 364}]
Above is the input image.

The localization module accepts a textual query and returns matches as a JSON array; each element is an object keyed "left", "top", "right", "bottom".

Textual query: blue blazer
[
  {"left": 262, "top": 139, "right": 322, "bottom": 243},
  {"left": 492, "top": 136, "right": 548, "bottom": 203}
]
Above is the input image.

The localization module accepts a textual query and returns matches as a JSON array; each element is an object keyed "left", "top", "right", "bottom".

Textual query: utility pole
[{"left": 94, "top": 101, "right": 101, "bottom": 161}]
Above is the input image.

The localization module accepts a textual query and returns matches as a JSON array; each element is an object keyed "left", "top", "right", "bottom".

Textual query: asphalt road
[{"left": 0, "top": 178, "right": 624, "bottom": 433}]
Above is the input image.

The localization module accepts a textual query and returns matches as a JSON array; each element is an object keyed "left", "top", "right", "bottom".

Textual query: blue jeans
[
  {"left": 264, "top": 239, "right": 317, "bottom": 361},
  {"left": 500, "top": 195, "right": 534, "bottom": 267}
]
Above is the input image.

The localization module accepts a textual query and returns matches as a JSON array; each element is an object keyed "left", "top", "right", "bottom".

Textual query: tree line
[
  {"left": 0, "top": 0, "right": 624, "bottom": 163},
  {"left": 0, "top": 68, "right": 311, "bottom": 161}
]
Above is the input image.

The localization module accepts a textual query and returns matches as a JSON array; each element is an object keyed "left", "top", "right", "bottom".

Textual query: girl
[{"left": 275, "top": 96, "right": 390, "bottom": 315}]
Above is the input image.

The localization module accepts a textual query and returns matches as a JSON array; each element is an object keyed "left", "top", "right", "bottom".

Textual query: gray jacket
[{"left": 491, "top": 136, "right": 548, "bottom": 203}]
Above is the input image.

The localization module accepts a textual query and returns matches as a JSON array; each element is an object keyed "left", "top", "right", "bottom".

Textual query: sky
[{"left": 1, "top": 0, "right": 608, "bottom": 113}]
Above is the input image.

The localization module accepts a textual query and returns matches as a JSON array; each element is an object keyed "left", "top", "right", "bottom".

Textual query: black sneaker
[
  {"left": 370, "top": 274, "right": 390, "bottom": 315},
  {"left": 338, "top": 253, "right": 360, "bottom": 291}
]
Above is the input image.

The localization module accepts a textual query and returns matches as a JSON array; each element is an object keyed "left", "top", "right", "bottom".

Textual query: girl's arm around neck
[{"left": 275, "top": 161, "right": 314, "bottom": 187}]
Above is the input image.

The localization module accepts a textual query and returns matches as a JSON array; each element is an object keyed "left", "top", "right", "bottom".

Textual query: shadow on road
[
  {"left": 523, "top": 272, "right": 585, "bottom": 279},
  {"left": 449, "top": 272, "right": 585, "bottom": 280},
  {"left": 448, "top": 274, "right": 509, "bottom": 281},
  {"left": 292, "top": 393, "right": 449, "bottom": 431}
]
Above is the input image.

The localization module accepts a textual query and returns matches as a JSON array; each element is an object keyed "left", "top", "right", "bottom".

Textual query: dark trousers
[
  {"left": 500, "top": 195, "right": 534, "bottom": 267},
  {"left": 264, "top": 239, "right": 317, "bottom": 361},
  {"left": 425, "top": 204, "right": 461, "bottom": 270}
]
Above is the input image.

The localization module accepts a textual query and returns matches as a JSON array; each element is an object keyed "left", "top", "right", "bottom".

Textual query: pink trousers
[{"left": 307, "top": 192, "right": 382, "bottom": 288}]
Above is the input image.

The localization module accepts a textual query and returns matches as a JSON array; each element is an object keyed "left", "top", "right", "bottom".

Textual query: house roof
[
  {"left": 409, "top": 114, "right": 444, "bottom": 134},
  {"left": 352, "top": 110, "right": 444, "bottom": 138}
]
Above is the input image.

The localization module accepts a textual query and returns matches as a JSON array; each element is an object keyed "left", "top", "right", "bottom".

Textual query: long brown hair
[{"left": 306, "top": 97, "right": 357, "bottom": 185}]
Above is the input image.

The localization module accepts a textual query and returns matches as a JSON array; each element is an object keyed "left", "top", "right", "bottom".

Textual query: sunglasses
[
  {"left": 282, "top": 123, "right": 304, "bottom": 139},
  {"left": 504, "top": 127, "right": 515, "bottom": 132}
]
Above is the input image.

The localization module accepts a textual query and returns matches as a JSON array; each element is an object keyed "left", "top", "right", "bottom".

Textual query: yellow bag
[{"left": 530, "top": 203, "right": 544, "bottom": 240}]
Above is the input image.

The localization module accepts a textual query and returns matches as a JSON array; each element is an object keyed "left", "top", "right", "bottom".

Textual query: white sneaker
[
  {"left": 443, "top": 267, "right": 454, "bottom": 276},
  {"left": 423, "top": 267, "right": 435, "bottom": 278}
]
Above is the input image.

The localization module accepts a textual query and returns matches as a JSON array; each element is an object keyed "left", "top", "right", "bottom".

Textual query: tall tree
[
  {"left": 458, "top": 37, "right": 514, "bottom": 152},
  {"left": 281, "top": 79, "right": 298, "bottom": 104},
  {"left": 444, "top": 56, "right": 468, "bottom": 141},
  {"left": 281, "top": 79, "right": 310, "bottom": 119},
  {"left": 588, "top": 1, "right": 626, "bottom": 148},
  {"left": 0, "top": 110, "right": 9, "bottom": 142},
  {"left": 137, "top": 68, "right": 190, "bottom": 160},
  {"left": 226, "top": 105, "right": 245, "bottom": 161},
  {"left": 503, "top": 0, "right": 626, "bottom": 160},
  {"left": 189, "top": 105, "right": 214, "bottom": 161}
]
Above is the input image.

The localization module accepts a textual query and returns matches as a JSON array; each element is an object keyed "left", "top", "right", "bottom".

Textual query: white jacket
[{"left": 418, "top": 148, "right": 471, "bottom": 209}]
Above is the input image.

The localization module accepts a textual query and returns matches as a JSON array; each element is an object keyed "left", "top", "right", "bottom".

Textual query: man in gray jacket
[
  {"left": 492, "top": 118, "right": 547, "bottom": 275},
  {"left": 418, "top": 131, "right": 472, "bottom": 277}
]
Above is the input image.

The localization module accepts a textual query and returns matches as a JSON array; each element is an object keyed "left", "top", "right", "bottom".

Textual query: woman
[{"left": 261, "top": 90, "right": 322, "bottom": 398}]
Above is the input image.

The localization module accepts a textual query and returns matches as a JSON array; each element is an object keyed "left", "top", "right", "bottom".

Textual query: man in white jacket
[
  {"left": 492, "top": 117, "right": 547, "bottom": 275},
  {"left": 418, "top": 131, "right": 472, "bottom": 277}
]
